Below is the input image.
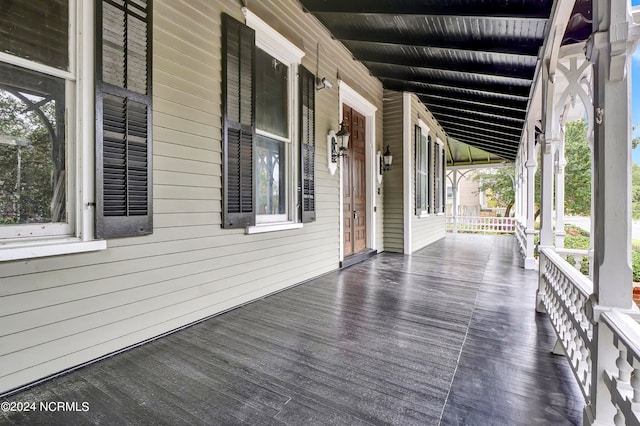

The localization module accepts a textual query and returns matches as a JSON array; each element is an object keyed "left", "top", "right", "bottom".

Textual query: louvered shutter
[
  {"left": 441, "top": 147, "right": 446, "bottom": 214},
  {"left": 414, "top": 125, "right": 420, "bottom": 215},
  {"left": 299, "top": 66, "right": 315, "bottom": 223},
  {"left": 95, "top": 0, "right": 153, "bottom": 238},
  {"left": 222, "top": 14, "right": 255, "bottom": 228},
  {"left": 427, "top": 135, "right": 433, "bottom": 214}
]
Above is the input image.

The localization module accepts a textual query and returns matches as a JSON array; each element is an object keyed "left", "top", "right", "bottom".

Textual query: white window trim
[
  {"left": 417, "top": 118, "right": 430, "bottom": 218},
  {"left": 0, "top": 0, "right": 105, "bottom": 261},
  {"left": 244, "top": 8, "right": 305, "bottom": 229},
  {"left": 245, "top": 222, "right": 303, "bottom": 235}
]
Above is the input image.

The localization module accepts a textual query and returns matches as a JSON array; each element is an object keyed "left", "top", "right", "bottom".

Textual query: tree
[
  {"left": 475, "top": 167, "right": 515, "bottom": 216},
  {"left": 0, "top": 90, "right": 58, "bottom": 223},
  {"left": 563, "top": 120, "right": 591, "bottom": 215},
  {"left": 632, "top": 163, "right": 640, "bottom": 220}
]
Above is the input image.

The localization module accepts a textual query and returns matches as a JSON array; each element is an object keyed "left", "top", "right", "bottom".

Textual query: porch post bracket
[{"left": 587, "top": 23, "right": 640, "bottom": 83}]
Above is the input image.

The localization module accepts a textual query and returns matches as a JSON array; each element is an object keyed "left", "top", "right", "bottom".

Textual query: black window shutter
[
  {"left": 427, "top": 135, "right": 432, "bottom": 214},
  {"left": 441, "top": 147, "right": 446, "bottom": 214},
  {"left": 95, "top": 0, "right": 153, "bottom": 238},
  {"left": 415, "top": 125, "right": 421, "bottom": 215},
  {"left": 299, "top": 66, "right": 316, "bottom": 223},
  {"left": 222, "top": 13, "right": 255, "bottom": 228}
]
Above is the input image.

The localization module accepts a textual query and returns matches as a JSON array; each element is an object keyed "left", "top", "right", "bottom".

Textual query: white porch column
[
  {"left": 452, "top": 169, "right": 459, "bottom": 233},
  {"left": 525, "top": 123, "right": 537, "bottom": 270},
  {"left": 584, "top": 0, "right": 635, "bottom": 423},
  {"left": 554, "top": 135, "right": 566, "bottom": 249},
  {"left": 537, "top": 60, "right": 558, "bottom": 311}
]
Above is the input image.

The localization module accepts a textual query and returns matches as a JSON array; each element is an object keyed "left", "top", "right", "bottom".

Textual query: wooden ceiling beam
[
  {"left": 334, "top": 33, "right": 542, "bottom": 57},
  {"left": 382, "top": 79, "right": 530, "bottom": 103},
  {"left": 301, "top": 0, "right": 553, "bottom": 19},
  {"left": 425, "top": 102, "right": 526, "bottom": 122},
  {"left": 356, "top": 54, "right": 536, "bottom": 80},
  {"left": 435, "top": 117, "right": 522, "bottom": 140},
  {"left": 419, "top": 93, "right": 528, "bottom": 114}
]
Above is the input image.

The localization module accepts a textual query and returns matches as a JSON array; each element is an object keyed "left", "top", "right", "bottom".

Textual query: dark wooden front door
[{"left": 343, "top": 105, "right": 367, "bottom": 257}]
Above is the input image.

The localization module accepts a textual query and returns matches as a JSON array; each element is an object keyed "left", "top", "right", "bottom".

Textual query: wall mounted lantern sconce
[
  {"left": 331, "top": 121, "right": 350, "bottom": 162},
  {"left": 327, "top": 122, "right": 350, "bottom": 175},
  {"left": 380, "top": 145, "right": 393, "bottom": 173},
  {"left": 376, "top": 145, "right": 393, "bottom": 184}
]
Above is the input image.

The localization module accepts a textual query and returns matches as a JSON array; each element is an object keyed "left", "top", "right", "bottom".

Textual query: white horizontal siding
[{"left": 0, "top": 0, "right": 383, "bottom": 394}]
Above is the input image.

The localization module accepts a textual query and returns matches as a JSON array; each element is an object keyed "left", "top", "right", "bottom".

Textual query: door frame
[{"left": 338, "top": 81, "right": 378, "bottom": 261}]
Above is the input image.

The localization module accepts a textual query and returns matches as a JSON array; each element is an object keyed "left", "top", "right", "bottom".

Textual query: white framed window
[
  {"left": 415, "top": 119, "right": 431, "bottom": 217},
  {"left": 0, "top": 1, "right": 105, "bottom": 261},
  {"left": 435, "top": 137, "right": 445, "bottom": 214},
  {"left": 244, "top": 8, "right": 304, "bottom": 227}
]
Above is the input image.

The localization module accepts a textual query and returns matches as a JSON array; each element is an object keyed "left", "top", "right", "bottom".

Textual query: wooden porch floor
[{"left": 1, "top": 234, "right": 583, "bottom": 425}]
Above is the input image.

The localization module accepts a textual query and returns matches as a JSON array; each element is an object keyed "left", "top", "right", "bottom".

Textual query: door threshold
[{"left": 340, "top": 249, "right": 377, "bottom": 268}]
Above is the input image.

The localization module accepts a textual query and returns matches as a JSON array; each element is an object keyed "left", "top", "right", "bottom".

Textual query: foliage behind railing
[
  {"left": 446, "top": 216, "right": 515, "bottom": 234},
  {"left": 555, "top": 247, "right": 592, "bottom": 277}
]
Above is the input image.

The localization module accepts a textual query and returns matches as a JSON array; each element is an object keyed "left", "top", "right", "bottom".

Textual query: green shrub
[
  {"left": 633, "top": 251, "right": 640, "bottom": 282},
  {"left": 564, "top": 234, "right": 590, "bottom": 251}
]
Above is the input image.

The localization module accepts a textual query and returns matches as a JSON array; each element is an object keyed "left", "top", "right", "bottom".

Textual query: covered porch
[{"left": 0, "top": 234, "right": 582, "bottom": 425}]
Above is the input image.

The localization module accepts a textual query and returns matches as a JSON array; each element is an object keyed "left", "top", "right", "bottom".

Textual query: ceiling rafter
[
  {"left": 299, "top": 0, "right": 559, "bottom": 161},
  {"left": 435, "top": 117, "right": 522, "bottom": 140},
  {"left": 424, "top": 102, "right": 526, "bottom": 122},
  {"left": 430, "top": 111, "right": 524, "bottom": 133},
  {"left": 359, "top": 57, "right": 536, "bottom": 80},
  {"left": 301, "top": 1, "right": 552, "bottom": 19},
  {"left": 445, "top": 126, "right": 522, "bottom": 146},
  {"left": 382, "top": 79, "right": 530, "bottom": 103},
  {"left": 419, "top": 94, "right": 528, "bottom": 114},
  {"left": 446, "top": 132, "right": 519, "bottom": 151},
  {"left": 333, "top": 34, "right": 541, "bottom": 57}
]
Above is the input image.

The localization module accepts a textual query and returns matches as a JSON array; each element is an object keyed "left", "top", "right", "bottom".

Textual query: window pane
[
  {"left": 256, "top": 135, "right": 286, "bottom": 216},
  {"left": 0, "top": 63, "right": 66, "bottom": 224},
  {"left": 255, "top": 48, "right": 288, "bottom": 138},
  {"left": 0, "top": 0, "right": 69, "bottom": 71}
]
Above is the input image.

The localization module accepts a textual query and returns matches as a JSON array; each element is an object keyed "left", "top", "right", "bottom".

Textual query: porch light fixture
[
  {"left": 380, "top": 145, "right": 393, "bottom": 173},
  {"left": 316, "top": 76, "right": 333, "bottom": 91},
  {"left": 314, "top": 42, "right": 333, "bottom": 91},
  {"left": 330, "top": 121, "right": 350, "bottom": 163}
]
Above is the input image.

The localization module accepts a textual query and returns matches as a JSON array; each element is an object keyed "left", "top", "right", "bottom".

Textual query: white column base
[{"left": 524, "top": 257, "right": 537, "bottom": 270}]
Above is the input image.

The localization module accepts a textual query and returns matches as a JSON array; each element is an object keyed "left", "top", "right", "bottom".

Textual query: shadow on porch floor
[{"left": 1, "top": 234, "right": 582, "bottom": 425}]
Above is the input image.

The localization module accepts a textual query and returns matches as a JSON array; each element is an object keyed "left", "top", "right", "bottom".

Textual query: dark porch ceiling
[{"left": 300, "top": 0, "right": 592, "bottom": 162}]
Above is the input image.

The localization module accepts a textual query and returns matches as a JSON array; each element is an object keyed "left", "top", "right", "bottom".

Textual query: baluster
[
  {"left": 574, "top": 255, "right": 583, "bottom": 271},
  {"left": 614, "top": 408, "right": 625, "bottom": 426},
  {"left": 568, "top": 326, "right": 577, "bottom": 360},
  {"left": 575, "top": 295, "right": 584, "bottom": 323},
  {"left": 584, "top": 348, "right": 592, "bottom": 395},
  {"left": 631, "top": 367, "right": 640, "bottom": 406},
  {"left": 617, "top": 348, "right": 632, "bottom": 383}
]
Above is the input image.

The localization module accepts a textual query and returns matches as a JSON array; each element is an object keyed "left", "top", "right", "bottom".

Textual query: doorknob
[{"left": 353, "top": 210, "right": 358, "bottom": 219}]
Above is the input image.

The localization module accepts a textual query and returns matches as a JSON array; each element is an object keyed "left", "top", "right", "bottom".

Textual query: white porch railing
[
  {"left": 540, "top": 247, "right": 593, "bottom": 400},
  {"left": 600, "top": 310, "right": 640, "bottom": 425},
  {"left": 541, "top": 247, "right": 640, "bottom": 424},
  {"left": 446, "top": 216, "right": 515, "bottom": 234},
  {"left": 515, "top": 220, "right": 526, "bottom": 254}
]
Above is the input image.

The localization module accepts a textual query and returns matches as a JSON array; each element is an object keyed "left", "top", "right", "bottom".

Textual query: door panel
[{"left": 342, "top": 104, "right": 367, "bottom": 256}]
